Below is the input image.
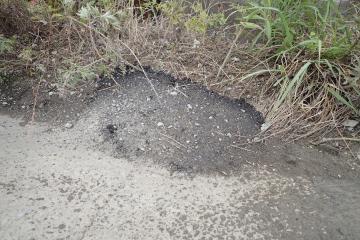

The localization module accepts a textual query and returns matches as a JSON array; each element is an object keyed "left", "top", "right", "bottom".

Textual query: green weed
[
  {"left": 0, "top": 35, "right": 16, "bottom": 55},
  {"left": 233, "top": 0, "right": 360, "bottom": 132},
  {"left": 159, "top": 0, "right": 226, "bottom": 34}
]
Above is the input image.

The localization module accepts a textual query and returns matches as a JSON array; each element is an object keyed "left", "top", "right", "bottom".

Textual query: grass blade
[{"left": 275, "top": 62, "right": 312, "bottom": 109}]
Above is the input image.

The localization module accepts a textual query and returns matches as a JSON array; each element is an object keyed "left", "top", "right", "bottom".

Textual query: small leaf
[
  {"left": 275, "top": 62, "right": 312, "bottom": 109},
  {"left": 264, "top": 19, "right": 272, "bottom": 42},
  {"left": 239, "top": 22, "right": 263, "bottom": 30},
  {"left": 327, "top": 86, "right": 359, "bottom": 114}
]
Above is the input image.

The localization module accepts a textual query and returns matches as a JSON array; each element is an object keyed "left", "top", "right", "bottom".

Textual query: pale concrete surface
[{"left": 0, "top": 112, "right": 360, "bottom": 240}]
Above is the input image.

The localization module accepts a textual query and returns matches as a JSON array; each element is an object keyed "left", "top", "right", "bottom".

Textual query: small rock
[
  {"left": 253, "top": 137, "right": 261, "bottom": 142},
  {"left": 48, "top": 91, "right": 54, "bottom": 96},
  {"left": 157, "top": 122, "right": 164, "bottom": 127},
  {"left": 261, "top": 122, "right": 272, "bottom": 132},
  {"left": 231, "top": 57, "right": 240, "bottom": 62},
  {"left": 38, "top": 102, "right": 45, "bottom": 109},
  {"left": 342, "top": 119, "right": 359, "bottom": 128},
  {"left": 106, "top": 124, "right": 118, "bottom": 134},
  {"left": 192, "top": 39, "right": 200, "bottom": 48},
  {"left": 194, "top": 122, "right": 200, "bottom": 126},
  {"left": 65, "top": 123, "right": 73, "bottom": 129},
  {"left": 187, "top": 104, "right": 193, "bottom": 110},
  {"left": 209, "top": 116, "right": 213, "bottom": 120},
  {"left": 169, "top": 91, "right": 178, "bottom": 96},
  {"left": 58, "top": 223, "right": 66, "bottom": 230},
  {"left": 2, "top": 101, "right": 8, "bottom": 106},
  {"left": 240, "top": 109, "right": 246, "bottom": 113}
]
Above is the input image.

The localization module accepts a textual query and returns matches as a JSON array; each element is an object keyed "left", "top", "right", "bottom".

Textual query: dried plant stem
[
  {"left": 68, "top": 16, "right": 160, "bottom": 103},
  {"left": 216, "top": 29, "right": 243, "bottom": 81},
  {"left": 312, "top": 138, "right": 360, "bottom": 145}
]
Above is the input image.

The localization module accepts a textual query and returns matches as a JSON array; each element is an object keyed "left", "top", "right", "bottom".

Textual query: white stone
[
  {"left": 192, "top": 39, "right": 200, "bottom": 48},
  {"left": 342, "top": 120, "right": 359, "bottom": 128},
  {"left": 261, "top": 122, "right": 272, "bottom": 132}
]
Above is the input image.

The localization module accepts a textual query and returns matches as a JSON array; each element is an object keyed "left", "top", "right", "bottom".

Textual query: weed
[
  {"left": 157, "top": 0, "right": 186, "bottom": 25},
  {"left": 0, "top": 35, "right": 16, "bottom": 55},
  {"left": 1, "top": 0, "right": 359, "bottom": 138},
  {"left": 185, "top": 2, "right": 226, "bottom": 34},
  {"left": 159, "top": 0, "right": 226, "bottom": 34},
  {"left": 230, "top": 0, "right": 360, "bottom": 138}
]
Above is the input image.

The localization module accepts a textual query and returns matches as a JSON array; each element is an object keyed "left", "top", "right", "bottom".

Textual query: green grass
[
  {"left": 1, "top": 0, "right": 359, "bottom": 137},
  {"left": 234, "top": 0, "right": 360, "bottom": 132}
]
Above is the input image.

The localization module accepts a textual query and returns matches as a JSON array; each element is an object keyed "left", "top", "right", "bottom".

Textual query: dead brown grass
[
  {"left": 0, "top": 0, "right": 31, "bottom": 36},
  {"left": 1, "top": 0, "right": 359, "bottom": 141}
]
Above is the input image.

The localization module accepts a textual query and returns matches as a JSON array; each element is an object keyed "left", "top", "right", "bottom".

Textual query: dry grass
[
  {"left": 1, "top": 0, "right": 359, "bottom": 141},
  {"left": 0, "top": 0, "right": 31, "bottom": 36}
]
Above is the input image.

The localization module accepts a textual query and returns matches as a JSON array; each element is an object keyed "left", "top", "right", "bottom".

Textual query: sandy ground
[{"left": 1, "top": 71, "right": 360, "bottom": 240}]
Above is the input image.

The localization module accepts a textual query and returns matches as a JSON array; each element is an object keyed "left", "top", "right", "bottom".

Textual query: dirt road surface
[{"left": 1, "top": 72, "right": 360, "bottom": 240}]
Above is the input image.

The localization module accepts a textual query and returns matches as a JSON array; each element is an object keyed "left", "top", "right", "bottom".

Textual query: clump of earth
[
  {"left": 0, "top": 70, "right": 359, "bottom": 177},
  {"left": 1, "top": 69, "right": 360, "bottom": 240},
  {"left": 90, "top": 71, "right": 263, "bottom": 175}
]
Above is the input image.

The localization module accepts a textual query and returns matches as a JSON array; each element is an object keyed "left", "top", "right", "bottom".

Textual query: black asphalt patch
[{"left": 95, "top": 70, "right": 263, "bottom": 174}]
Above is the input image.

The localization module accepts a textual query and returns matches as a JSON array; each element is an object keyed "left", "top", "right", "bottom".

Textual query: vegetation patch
[{"left": 0, "top": 0, "right": 359, "bottom": 140}]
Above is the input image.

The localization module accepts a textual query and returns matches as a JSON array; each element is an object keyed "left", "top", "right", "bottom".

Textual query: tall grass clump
[
  {"left": 1, "top": 0, "right": 359, "bottom": 138},
  {"left": 233, "top": 0, "right": 360, "bottom": 138}
]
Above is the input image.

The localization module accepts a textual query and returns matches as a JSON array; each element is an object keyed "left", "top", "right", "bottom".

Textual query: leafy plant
[
  {"left": 234, "top": 0, "right": 360, "bottom": 121},
  {"left": 158, "top": 0, "right": 186, "bottom": 25},
  {"left": 0, "top": 35, "right": 16, "bottom": 54},
  {"left": 159, "top": 0, "right": 226, "bottom": 34},
  {"left": 185, "top": 2, "right": 226, "bottom": 34},
  {"left": 57, "top": 60, "right": 100, "bottom": 87},
  {"left": 77, "top": 3, "right": 124, "bottom": 30}
]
